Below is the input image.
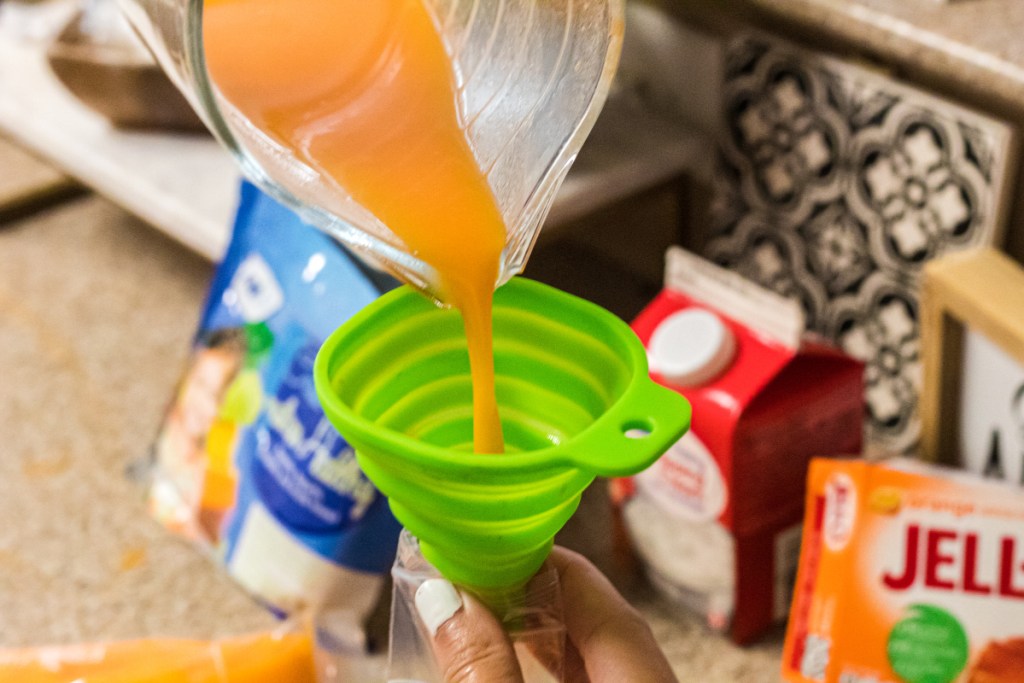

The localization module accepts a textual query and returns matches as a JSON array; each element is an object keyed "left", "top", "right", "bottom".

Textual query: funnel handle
[{"left": 566, "top": 378, "right": 691, "bottom": 477}]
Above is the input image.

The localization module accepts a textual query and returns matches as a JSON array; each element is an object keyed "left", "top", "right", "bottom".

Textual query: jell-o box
[{"left": 783, "top": 457, "right": 1024, "bottom": 683}]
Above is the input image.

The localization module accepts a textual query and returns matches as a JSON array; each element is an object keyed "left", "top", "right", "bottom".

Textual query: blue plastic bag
[{"left": 149, "top": 181, "right": 401, "bottom": 621}]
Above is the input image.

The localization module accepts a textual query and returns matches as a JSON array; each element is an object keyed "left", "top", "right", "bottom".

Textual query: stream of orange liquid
[{"left": 204, "top": 0, "right": 506, "bottom": 453}]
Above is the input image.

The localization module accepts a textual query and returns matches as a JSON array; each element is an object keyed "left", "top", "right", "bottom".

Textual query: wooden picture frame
[{"left": 920, "top": 247, "right": 1024, "bottom": 466}]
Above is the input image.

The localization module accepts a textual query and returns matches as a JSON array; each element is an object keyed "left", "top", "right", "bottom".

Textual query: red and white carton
[{"left": 611, "top": 247, "right": 865, "bottom": 644}]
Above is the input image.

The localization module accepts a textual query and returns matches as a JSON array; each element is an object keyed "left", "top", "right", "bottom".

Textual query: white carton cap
[{"left": 648, "top": 308, "right": 736, "bottom": 388}]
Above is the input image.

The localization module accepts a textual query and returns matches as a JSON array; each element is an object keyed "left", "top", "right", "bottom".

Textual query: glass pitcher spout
[{"left": 118, "top": 0, "right": 624, "bottom": 299}]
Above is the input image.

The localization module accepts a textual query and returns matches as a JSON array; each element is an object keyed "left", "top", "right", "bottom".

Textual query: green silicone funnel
[{"left": 314, "top": 278, "right": 690, "bottom": 593}]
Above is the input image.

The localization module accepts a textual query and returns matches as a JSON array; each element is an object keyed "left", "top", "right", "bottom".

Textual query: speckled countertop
[
  {"left": 0, "top": 163, "right": 276, "bottom": 646},
  {"left": 0, "top": 139, "right": 783, "bottom": 681}
]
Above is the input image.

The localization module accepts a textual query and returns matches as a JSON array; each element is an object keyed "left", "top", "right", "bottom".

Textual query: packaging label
[
  {"left": 231, "top": 253, "right": 285, "bottom": 323},
  {"left": 886, "top": 605, "right": 969, "bottom": 683},
  {"left": 635, "top": 431, "right": 727, "bottom": 523},
  {"left": 823, "top": 472, "right": 856, "bottom": 553},
  {"left": 783, "top": 459, "right": 1024, "bottom": 683},
  {"left": 252, "top": 342, "right": 377, "bottom": 533}
]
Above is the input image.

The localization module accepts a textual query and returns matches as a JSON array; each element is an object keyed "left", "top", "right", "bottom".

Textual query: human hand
[{"left": 414, "top": 546, "right": 678, "bottom": 683}]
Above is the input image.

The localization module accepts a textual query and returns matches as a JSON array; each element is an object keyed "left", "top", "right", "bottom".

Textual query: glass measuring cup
[{"left": 117, "top": 0, "right": 624, "bottom": 298}]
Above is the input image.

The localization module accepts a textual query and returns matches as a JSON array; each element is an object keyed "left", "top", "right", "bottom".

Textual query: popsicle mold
[{"left": 314, "top": 278, "right": 690, "bottom": 593}]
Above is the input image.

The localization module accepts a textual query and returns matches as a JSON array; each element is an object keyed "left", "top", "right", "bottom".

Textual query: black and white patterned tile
[
  {"left": 706, "top": 34, "right": 1016, "bottom": 454},
  {"left": 829, "top": 272, "right": 921, "bottom": 449}
]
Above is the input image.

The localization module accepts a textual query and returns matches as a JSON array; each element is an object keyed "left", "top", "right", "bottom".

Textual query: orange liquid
[
  {"left": 204, "top": 0, "right": 505, "bottom": 453},
  {"left": 0, "top": 632, "right": 315, "bottom": 682}
]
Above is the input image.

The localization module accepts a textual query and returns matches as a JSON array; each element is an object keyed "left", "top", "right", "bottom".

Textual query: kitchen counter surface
[{"left": 0, "top": 138, "right": 783, "bottom": 680}]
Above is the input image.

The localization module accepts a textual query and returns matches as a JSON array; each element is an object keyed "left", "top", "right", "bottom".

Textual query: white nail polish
[{"left": 415, "top": 578, "right": 463, "bottom": 636}]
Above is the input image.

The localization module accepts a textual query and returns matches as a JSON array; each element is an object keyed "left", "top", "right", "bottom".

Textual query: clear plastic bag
[{"left": 388, "top": 531, "right": 566, "bottom": 683}]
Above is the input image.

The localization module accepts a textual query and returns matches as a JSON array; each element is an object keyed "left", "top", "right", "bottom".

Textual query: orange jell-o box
[{"left": 782, "top": 458, "right": 1024, "bottom": 683}]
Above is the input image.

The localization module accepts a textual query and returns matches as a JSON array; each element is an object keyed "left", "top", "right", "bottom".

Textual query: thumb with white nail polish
[
  {"left": 416, "top": 579, "right": 464, "bottom": 636},
  {"left": 414, "top": 579, "right": 524, "bottom": 683}
]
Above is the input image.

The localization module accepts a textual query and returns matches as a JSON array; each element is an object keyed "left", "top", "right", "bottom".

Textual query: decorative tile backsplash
[{"left": 706, "top": 34, "right": 1017, "bottom": 454}]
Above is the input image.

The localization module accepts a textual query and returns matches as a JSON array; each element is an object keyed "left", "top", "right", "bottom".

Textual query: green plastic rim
[{"left": 314, "top": 277, "right": 690, "bottom": 590}]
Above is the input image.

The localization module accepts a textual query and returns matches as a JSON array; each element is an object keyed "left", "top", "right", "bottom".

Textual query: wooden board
[
  {"left": 0, "top": 5, "right": 241, "bottom": 260},
  {"left": 920, "top": 247, "right": 1024, "bottom": 463}
]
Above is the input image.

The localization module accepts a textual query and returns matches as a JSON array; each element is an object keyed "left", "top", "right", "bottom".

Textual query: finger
[
  {"left": 415, "top": 578, "right": 524, "bottom": 683},
  {"left": 549, "top": 547, "right": 678, "bottom": 683}
]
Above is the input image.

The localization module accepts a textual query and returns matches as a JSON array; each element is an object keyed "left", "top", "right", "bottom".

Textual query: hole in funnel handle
[{"left": 623, "top": 420, "right": 654, "bottom": 439}]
